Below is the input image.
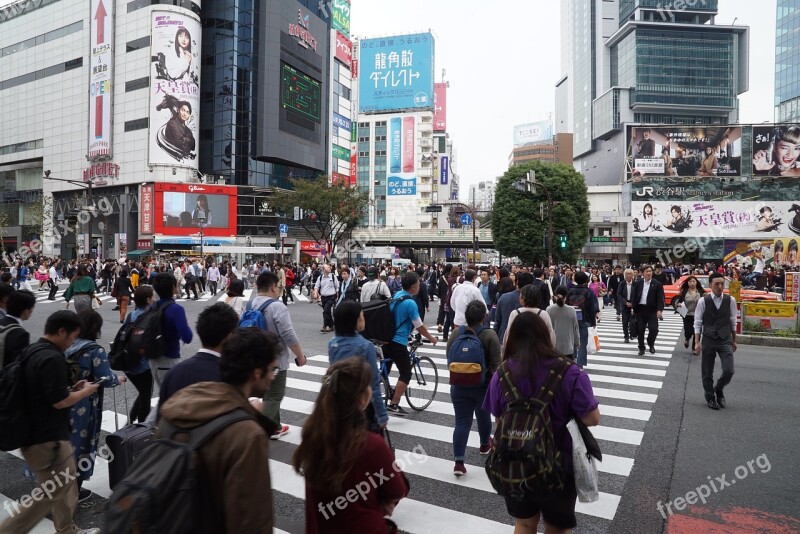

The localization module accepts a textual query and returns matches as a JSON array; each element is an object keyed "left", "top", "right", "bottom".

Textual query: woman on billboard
[
  {"left": 191, "top": 194, "right": 213, "bottom": 227},
  {"left": 696, "top": 146, "right": 718, "bottom": 176},
  {"left": 753, "top": 126, "right": 800, "bottom": 176},
  {"left": 155, "top": 94, "right": 196, "bottom": 161},
  {"left": 153, "top": 27, "right": 197, "bottom": 83},
  {"left": 662, "top": 148, "right": 677, "bottom": 176},
  {"left": 633, "top": 203, "right": 660, "bottom": 233}
]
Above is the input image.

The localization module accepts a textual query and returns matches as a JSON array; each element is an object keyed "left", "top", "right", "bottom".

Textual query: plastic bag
[
  {"left": 588, "top": 327, "right": 600, "bottom": 354},
  {"left": 567, "top": 419, "right": 599, "bottom": 503}
]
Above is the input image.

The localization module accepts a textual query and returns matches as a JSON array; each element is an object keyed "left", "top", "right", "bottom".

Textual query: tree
[
  {"left": 268, "top": 176, "right": 369, "bottom": 260},
  {"left": 492, "top": 161, "right": 590, "bottom": 265}
]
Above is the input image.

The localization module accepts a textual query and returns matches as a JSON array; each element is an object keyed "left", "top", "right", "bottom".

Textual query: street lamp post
[
  {"left": 42, "top": 171, "right": 96, "bottom": 259},
  {"left": 515, "top": 171, "right": 555, "bottom": 267}
]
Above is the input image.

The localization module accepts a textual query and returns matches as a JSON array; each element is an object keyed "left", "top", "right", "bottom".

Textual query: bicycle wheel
[
  {"left": 379, "top": 371, "right": 393, "bottom": 407},
  {"left": 405, "top": 355, "right": 439, "bottom": 411}
]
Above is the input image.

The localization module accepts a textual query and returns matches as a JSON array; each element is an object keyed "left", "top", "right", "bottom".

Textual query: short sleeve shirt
[{"left": 391, "top": 290, "right": 420, "bottom": 345}]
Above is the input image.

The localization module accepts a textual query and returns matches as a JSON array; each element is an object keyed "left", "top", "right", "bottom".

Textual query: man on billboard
[
  {"left": 636, "top": 129, "right": 656, "bottom": 157},
  {"left": 155, "top": 94, "right": 196, "bottom": 161}
]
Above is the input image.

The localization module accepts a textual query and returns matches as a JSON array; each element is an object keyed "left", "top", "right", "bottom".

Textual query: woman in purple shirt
[{"left": 483, "top": 311, "right": 601, "bottom": 533}]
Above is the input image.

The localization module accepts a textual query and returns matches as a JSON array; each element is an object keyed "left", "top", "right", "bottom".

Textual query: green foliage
[
  {"left": 268, "top": 176, "right": 369, "bottom": 257},
  {"left": 492, "top": 161, "right": 590, "bottom": 265}
]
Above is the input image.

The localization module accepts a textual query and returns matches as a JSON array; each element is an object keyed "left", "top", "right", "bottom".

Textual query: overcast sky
[{"left": 352, "top": 0, "right": 777, "bottom": 200}]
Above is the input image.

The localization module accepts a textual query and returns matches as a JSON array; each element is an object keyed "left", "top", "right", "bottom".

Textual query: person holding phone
[{"left": 64, "top": 310, "right": 125, "bottom": 503}]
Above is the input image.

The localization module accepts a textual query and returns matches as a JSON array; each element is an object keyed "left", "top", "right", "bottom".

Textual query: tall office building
[
  {"left": 775, "top": 0, "right": 800, "bottom": 122},
  {"left": 564, "top": 0, "right": 749, "bottom": 186}
]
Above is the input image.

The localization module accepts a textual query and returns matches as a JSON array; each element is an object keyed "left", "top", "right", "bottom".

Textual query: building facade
[
  {"left": 775, "top": 0, "right": 800, "bottom": 122},
  {"left": 509, "top": 133, "right": 574, "bottom": 167}
]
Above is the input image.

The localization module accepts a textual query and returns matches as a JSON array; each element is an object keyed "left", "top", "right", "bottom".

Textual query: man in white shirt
[
  {"left": 47, "top": 261, "right": 60, "bottom": 301},
  {"left": 313, "top": 264, "right": 339, "bottom": 332},
  {"left": 360, "top": 267, "right": 391, "bottom": 302},
  {"left": 744, "top": 252, "right": 765, "bottom": 287},
  {"left": 693, "top": 272, "right": 737, "bottom": 410},
  {"left": 617, "top": 268, "right": 636, "bottom": 343},
  {"left": 450, "top": 269, "right": 487, "bottom": 328},
  {"left": 207, "top": 263, "right": 221, "bottom": 295}
]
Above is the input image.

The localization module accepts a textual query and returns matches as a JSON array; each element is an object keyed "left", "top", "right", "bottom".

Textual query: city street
[{"left": 4, "top": 287, "right": 796, "bottom": 533}]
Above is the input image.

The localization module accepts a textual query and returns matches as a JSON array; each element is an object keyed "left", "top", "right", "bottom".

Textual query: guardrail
[
  {"left": 350, "top": 227, "right": 494, "bottom": 246},
  {"left": 741, "top": 301, "right": 800, "bottom": 338}
]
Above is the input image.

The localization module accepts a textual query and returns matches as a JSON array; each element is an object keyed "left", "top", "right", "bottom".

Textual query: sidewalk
[{"left": 612, "top": 343, "right": 800, "bottom": 533}]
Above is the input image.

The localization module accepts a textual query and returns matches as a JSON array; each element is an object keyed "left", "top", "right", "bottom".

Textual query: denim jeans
[
  {"left": 574, "top": 321, "right": 589, "bottom": 367},
  {"left": 450, "top": 385, "right": 492, "bottom": 461}
]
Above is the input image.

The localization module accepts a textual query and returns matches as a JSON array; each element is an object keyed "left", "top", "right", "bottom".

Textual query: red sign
[
  {"left": 152, "top": 183, "right": 238, "bottom": 237},
  {"left": 136, "top": 239, "right": 152, "bottom": 250},
  {"left": 331, "top": 172, "right": 348, "bottom": 186},
  {"left": 140, "top": 184, "right": 154, "bottom": 235},
  {"left": 289, "top": 9, "right": 317, "bottom": 51},
  {"left": 434, "top": 83, "right": 447, "bottom": 132},
  {"left": 350, "top": 149, "right": 357, "bottom": 187},
  {"left": 83, "top": 161, "right": 120, "bottom": 182},
  {"left": 351, "top": 58, "right": 358, "bottom": 79},
  {"left": 334, "top": 31, "right": 352, "bottom": 68}
]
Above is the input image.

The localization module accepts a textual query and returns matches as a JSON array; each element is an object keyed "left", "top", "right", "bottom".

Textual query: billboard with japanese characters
[
  {"left": 387, "top": 116, "right": 417, "bottom": 195},
  {"left": 752, "top": 125, "right": 800, "bottom": 176},
  {"left": 358, "top": 33, "right": 435, "bottom": 113}
]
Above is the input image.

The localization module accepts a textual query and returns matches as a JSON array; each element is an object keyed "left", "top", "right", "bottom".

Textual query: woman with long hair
[
  {"left": 112, "top": 269, "right": 134, "bottom": 323},
  {"left": 588, "top": 273, "right": 607, "bottom": 300},
  {"left": 121, "top": 286, "right": 155, "bottom": 423},
  {"left": 547, "top": 285, "right": 580, "bottom": 358},
  {"left": 64, "top": 263, "right": 103, "bottom": 313},
  {"left": 754, "top": 126, "right": 800, "bottom": 176},
  {"left": 675, "top": 276, "right": 705, "bottom": 354},
  {"left": 503, "top": 284, "right": 557, "bottom": 347},
  {"left": 293, "top": 358, "right": 410, "bottom": 533},
  {"left": 483, "top": 312, "right": 600, "bottom": 534},
  {"left": 697, "top": 146, "right": 718, "bottom": 176},
  {"left": 222, "top": 279, "right": 246, "bottom": 315},
  {"left": 191, "top": 194, "right": 212, "bottom": 226}
]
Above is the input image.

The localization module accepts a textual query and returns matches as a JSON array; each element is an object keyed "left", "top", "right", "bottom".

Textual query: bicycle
[{"left": 374, "top": 334, "right": 439, "bottom": 411}]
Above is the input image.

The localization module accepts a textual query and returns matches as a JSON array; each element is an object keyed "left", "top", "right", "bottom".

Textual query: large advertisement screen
[
  {"left": 632, "top": 201, "right": 800, "bottom": 239},
  {"left": 358, "top": 33, "right": 435, "bottom": 113},
  {"left": 723, "top": 239, "right": 775, "bottom": 266},
  {"left": 153, "top": 183, "right": 237, "bottom": 236},
  {"left": 387, "top": 116, "right": 417, "bottom": 195},
  {"left": 148, "top": 11, "right": 201, "bottom": 169},
  {"left": 281, "top": 62, "right": 322, "bottom": 123},
  {"left": 626, "top": 126, "right": 742, "bottom": 180},
  {"left": 752, "top": 125, "right": 800, "bottom": 176},
  {"left": 88, "top": 0, "right": 113, "bottom": 160},
  {"left": 513, "top": 121, "right": 553, "bottom": 147}
]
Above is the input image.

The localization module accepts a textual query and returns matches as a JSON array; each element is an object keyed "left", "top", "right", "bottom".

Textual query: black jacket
[
  {"left": 0, "top": 316, "right": 30, "bottom": 368},
  {"left": 608, "top": 274, "right": 624, "bottom": 295},
  {"left": 616, "top": 279, "right": 636, "bottom": 307},
  {"left": 631, "top": 278, "right": 665, "bottom": 312}
]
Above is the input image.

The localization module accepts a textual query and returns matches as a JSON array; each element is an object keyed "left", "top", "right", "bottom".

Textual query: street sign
[
  {"left": 460, "top": 213, "right": 473, "bottom": 226},
  {"left": 426, "top": 205, "right": 443, "bottom": 213},
  {"left": 293, "top": 207, "right": 301, "bottom": 220},
  {"left": 279, "top": 223, "right": 288, "bottom": 237}
]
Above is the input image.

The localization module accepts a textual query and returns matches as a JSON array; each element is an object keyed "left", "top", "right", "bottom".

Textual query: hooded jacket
[{"left": 159, "top": 381, "right": 278, "bottom": 533}]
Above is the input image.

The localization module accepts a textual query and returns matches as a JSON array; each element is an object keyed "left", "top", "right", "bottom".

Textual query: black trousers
[
  {"left": 682, "top": 314, "right": 695, "bottom": 343},
  {"left": 701, "top": 336, "right": 735, "bottom": 401},
  {"left": 125, "top": 368, "right": 153, "bottom": 423},
  {"left": 635, "top": 307, "right": 659, "bottom": 350},
  {"left": 443, "top": 308, "right": 455, "bottom": 340},
  {"left": 185, "top": 278, "right": 198, "bottom": 299},
  {"left": 47, "top": 279, "right": 58, "bottom": 300},
  {"left": 321, "top": 295, "right": 336, "bottom": 328},
  {"left": 436, "top": 304, "right": 447, "bottom": 326},
  {"left": 209, "top": 280, "right": 218, "bottom": 294},
  {"left": 621, "top": 305, "right": 633, "bottom": 339}
]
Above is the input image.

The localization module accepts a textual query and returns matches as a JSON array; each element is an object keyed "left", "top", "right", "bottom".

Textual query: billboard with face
[
  {"left": 752, "top": 125, "right": 800, "bottom": 177},
  {"left": 153, "top": 183, "right": 237, "bottom": 236},
  {"left": 148, "top": 11, "right": 201, "bottom": 168},
  {"left": 626, "top": 126, "right": 742, "bottom": 180}
]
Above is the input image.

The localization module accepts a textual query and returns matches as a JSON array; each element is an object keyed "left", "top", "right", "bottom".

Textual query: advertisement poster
[
  {"left": 631, "top": 201, "right": 800, "bottom": 238},
  {"left": 784, "top": 272, "right": 800, "bottom": 302},
  {"left": 358, "top": 33, "right": 435, "bottom": 113},
  {"left": 513, "top": 121, "right": 553, "bottom": 147},
  {"left": 334, "top": 31, "right": 352, "bottom": 68},
  {"left": 772, "top": 238, "right": 800, "bottom": 269},
  {"left": 440, "top": 155, "right": 449, "bottom": 185},
  {"left": 626, "top": 126, "right": 742, "bottom": 180},
  {"left": 387, "top": 116, "right": 417, "bottom": 195},
  {"left": 140, "top": 184, "right": 154, "bottom": 234},
  {"left": 88, "top": 0, "right": 113, "bottom": 160},
  {"left": 331, "top": 0, "right": 350, "bottom": 35},
  {"left": 752, "top": 125, "right": 800, "bottom": 176},
  {"left": 722, "top": 239, "right": 774, "bottom": 266},
  {"left": 434, "top": 83, "right": 447, "bottom": 132},
  {"left": 148, "top": 11, "right": 201, "bottom": 168},
  {"left": 153, "top": 183, "right": 237, "bottom": 236}
]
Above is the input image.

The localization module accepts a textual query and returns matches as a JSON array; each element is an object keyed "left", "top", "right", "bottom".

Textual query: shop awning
[{"left": 125, "top": 250, "right": 152, "bottom": 257}]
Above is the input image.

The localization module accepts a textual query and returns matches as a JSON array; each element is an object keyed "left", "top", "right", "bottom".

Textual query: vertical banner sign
[
  {"left": 140, "top": 184, "right": 154, "bottom": 234},
  {"left": 350, "top": 147, "right": 357, "bottom": 186},
  {"left": 351, "top": 57, "right": 358, "bottom": 79},
  {"left": 785, "top": 272, "right": 800, "bottom": 303},
  {"left": 403, "top": 117, "right": 415, "bottom": 172},
  {"left": 119, "top": 233, "right": 128, "bottom": 257},
  {"left": 441, "top": 156, "right": 449, "bottom": 185},
  {"left": 334, "top": 31, "right": 352, "bottom": 69},
  {"left": 434, "top": 83, "right": 447, "bottom": 132},
  {"left": 88, "top": 0, "right": 113, "bottom": 159},
  {"left": 148, "top": 11, "right": 201, "bottom": 169},
  {"left": 388, "top": 116, "right": 417, "bottom": 195},
  {"left": 331, "top": 0, "right": 351, "bottom": 35}
]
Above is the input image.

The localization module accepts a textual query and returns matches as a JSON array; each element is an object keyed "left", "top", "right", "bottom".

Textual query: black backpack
[
  {"left": 104, "top": 409, "right": 253, "bottom": 534},
  {"left": 485, "top": 357, "right": 572, "bottom": 501},
  {"left": 108, "top": 315, "right": 142, "bottom": 371},
  {"left": 566, "top": 287, "right": 589, "bottom": 322},
  {"left": 361, "top": 294, "right": 413, "bottom": 343},
  {"left": 127, "top": 301, "right": 176, "bottom": 360},
  {"left": 0, "top": 343, "right": 49, "bottom": 451}
]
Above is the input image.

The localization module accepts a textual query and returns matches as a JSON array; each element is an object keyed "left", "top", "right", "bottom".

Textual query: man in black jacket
[
  {"left": 607, "top": 265, "right": 624, "bottom": 321},
  {"left": 0, "top": 289, "right": 36, "bottom": 368},
  {"left": 616, "top": 268, "right": 636, "bottom": 343},
  {"left": 631, "top": 265, "right": 665, "bottom": 355},
  {"left": 532, "top": 268, "right": 551, "bottom": 306}
]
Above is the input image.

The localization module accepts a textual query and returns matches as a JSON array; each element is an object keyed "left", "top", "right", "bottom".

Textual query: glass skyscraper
[{"left": 775, "top": 0, "right": 800, "bottom": 122}]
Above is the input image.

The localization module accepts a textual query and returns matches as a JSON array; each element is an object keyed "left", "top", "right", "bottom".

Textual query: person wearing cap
[{"left": 359, "top": 267, "right": 392, "bottom": 302}]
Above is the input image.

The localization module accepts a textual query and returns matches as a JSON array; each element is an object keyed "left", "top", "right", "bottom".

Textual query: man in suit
[
  {"left": 607, "top": 265, "right": 624, "bottom": 320},
  {"left": 616, "top": 268, "right": 636, "bottom": 343},
  {"left": 0, "top": 289, "right": 36, "bottom": 368},
  {"left": 631, "top": 265, "right": 665, "bottom": 355}
]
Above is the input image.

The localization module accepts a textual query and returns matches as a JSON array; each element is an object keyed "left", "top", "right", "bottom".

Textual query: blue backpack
[
  {"left": 447, "top": 326, "right": 487, "bottom": 387},
  {"left": 239, "top": 299, "right": 277, "bottom": 330}
]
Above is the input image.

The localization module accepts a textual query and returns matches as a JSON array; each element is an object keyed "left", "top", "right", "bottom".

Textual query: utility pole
[
  {"left": 43, "top": 171, "right": 96, "bottom": 259},
  {"left": 516, "top": 170, "right": 555, "bottom": 267}
]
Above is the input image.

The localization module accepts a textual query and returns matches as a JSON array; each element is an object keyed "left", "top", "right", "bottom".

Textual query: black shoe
[
  {"left": 387, "top": 404, "right": 408, "bottom": 417},
  {"left": 707, "top": 398, "right": 721, "bottom": 410},
  {"left": 716, "top": 394, "right": 726, "bottom": 409},
  {"left": 624, "top": 337, "right": 630, "bottom": 343},
  {"left": 78, "top": 488, "right": 92, "bottom": 503},
  {"left": 684, "top": 340, "right": 689, "bottom": 348},
  {"left": 112, "top": 306, "right": 120, "bottom": 311},
  {"left": 616, "top": 315, "right": 621, "bottom": 321},
  {"left": 649, "top": 346, "right": 656, "bottom": 354},
  {"left": 638, "top": 349, "right": 645, "bottom": 356}
]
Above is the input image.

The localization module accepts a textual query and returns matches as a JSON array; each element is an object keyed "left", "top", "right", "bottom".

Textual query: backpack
[
  {"left": 388, "top": 277, "right": 402, "bottom": 296},
  {"left": 0, "top": 322, "right": 23, "bottom": 368},
  {"left": 485, "top": 357, "right": 572, "bottom": 501},
  {"left": 104, "top": 409, "right": 253, "bottom": 534},
  {"left": 109, "top": 315, "right": 142, "bottom": 371},
  {"left": 238, "top": 299, "right": 277, "bottom": 330},
  {"left": 447, "top": 326, "right": 488, "bottom": 387},
  {"left": 361, "top": 295, "right": 413, "bottom": 343},
  {"left": 566, "top": 287, "right": 588, "bottom": 321},
  {"left": 127, "top": 301, "right": 176, "bottom": 360},
  {"left": 0, "top": 343, "right": 49, "bottom": 451}
]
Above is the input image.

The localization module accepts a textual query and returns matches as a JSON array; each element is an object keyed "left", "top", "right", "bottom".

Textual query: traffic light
[{"left": 559, "top": 233, "right": 568, "bottom": 249}]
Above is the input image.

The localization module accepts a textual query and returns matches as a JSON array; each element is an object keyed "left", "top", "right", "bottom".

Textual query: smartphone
[{"left": 91, "top": 377, "right": 109, "bottom": 385}]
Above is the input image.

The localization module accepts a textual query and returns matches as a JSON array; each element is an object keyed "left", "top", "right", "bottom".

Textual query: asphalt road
[{"left": 2, "top": 283, "right": 799, "bottom": 533}]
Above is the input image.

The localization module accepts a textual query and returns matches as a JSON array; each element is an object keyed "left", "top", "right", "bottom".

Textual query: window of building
[
  {"left": 0, "top": 139, "right": 43, "bottom": 156},
  {"left": 0, "top": 59, "right": 82, "bottom": 91},
  {"left": 125, "top": 77, "right": 149, "bottom": 92},
  {"left": 124, "top": 118, "right": 149, "bottom": 132},
  {"left": 126, "top": 36, "right": 151, "bottom": 53},
  {"left": 1, "top": 21, "right": 83, "bottom": 58}
]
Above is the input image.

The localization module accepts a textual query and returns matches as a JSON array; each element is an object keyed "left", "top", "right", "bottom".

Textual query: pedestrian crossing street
[
  {"left": 0, "top": 306, "right": 685, "bottom": 533},
  {"left": 31, "top": 285, "right": 311, "bottom": 305}
]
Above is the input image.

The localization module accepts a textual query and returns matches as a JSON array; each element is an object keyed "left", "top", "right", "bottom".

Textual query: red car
[{"left": 663, "top": 275, "right": 783, "bottom": 307}]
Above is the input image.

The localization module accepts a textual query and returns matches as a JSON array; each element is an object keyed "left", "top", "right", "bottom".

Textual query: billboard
[
  {"left": 148, "top": 11, "right": 201, "bottom": 169},
  {"left": 334, "top": 31, "right": 352, "bottom": 68},
  {"left": 88, "top": 0, "right": 113, "bottom": 160},
  {"left": 440, "top": 155, "right": 449, "bottom": 185},
  {"left": 387, "top": 116, "right": 417, "bottom": 195},
  {"left": 140, "top": 184, "right": 154, "bottom": 235},
  {"left": 632, "top": 201, "right": 800, "bottom": 238},
  {"left": 358, "top": 33, "right": 435, "bottom": 113},
  {"left": 723, "top": 239, "right": 774, "bottom": 266},
  {"left": 626, "top": 126, "right": 742, "bottom": 180},
  {"left": 752, "top": 125, "right": 800, "bottom": 176},
  {"left": 434, "top": 83, "right": 447, "bottom": 132},
  {"left": 513, "top": 121, "right": 552, "bottom": 147},
  {"left": 153, "top": 183, "right": 237, "bottom": 237},
  {"left": 772, "top": 237, "right": 800, "bottom": 269},
  {"left": 331, "top": 0, "right": 350, "bottom": 35}
]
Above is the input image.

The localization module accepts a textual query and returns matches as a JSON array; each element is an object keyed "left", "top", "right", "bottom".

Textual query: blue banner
[
  {"left": 332, "top": 112, "right": 351, "bottom": 131},
  {"left": 388, "top": 177, "right": 416, "bottom": 196},
  {"left": 440, "top": 156, "right": 449, "bottom": 185},
  {"left": 358, "top": 33, "right": 435, "bottom": 113}
]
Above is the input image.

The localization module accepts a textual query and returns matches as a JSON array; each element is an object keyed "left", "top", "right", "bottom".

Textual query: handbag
[
  {"left": 587, "top": 327, "right": 600, "bottom": 354},
  {"left": 629, "top": 315, "right": 639, "bottom": 338},
  {"left": 567, "top": 419, "right": 600, "bottom": 503}
]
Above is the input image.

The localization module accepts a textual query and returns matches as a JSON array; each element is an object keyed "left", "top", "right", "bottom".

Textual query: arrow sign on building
[{"left": 95, "top": 0, "right": 107, "bottom": 44}]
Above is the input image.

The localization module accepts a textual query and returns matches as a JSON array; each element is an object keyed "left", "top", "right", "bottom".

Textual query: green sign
[
  {"left": 331, "top": 0, "right": 351, "bottom": 35},
  {"left": 332, "top": 144, "right": 351, "bottom": 161},
  {"left": 351, "top": 121, "right": 357, "bottom": 143}
]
